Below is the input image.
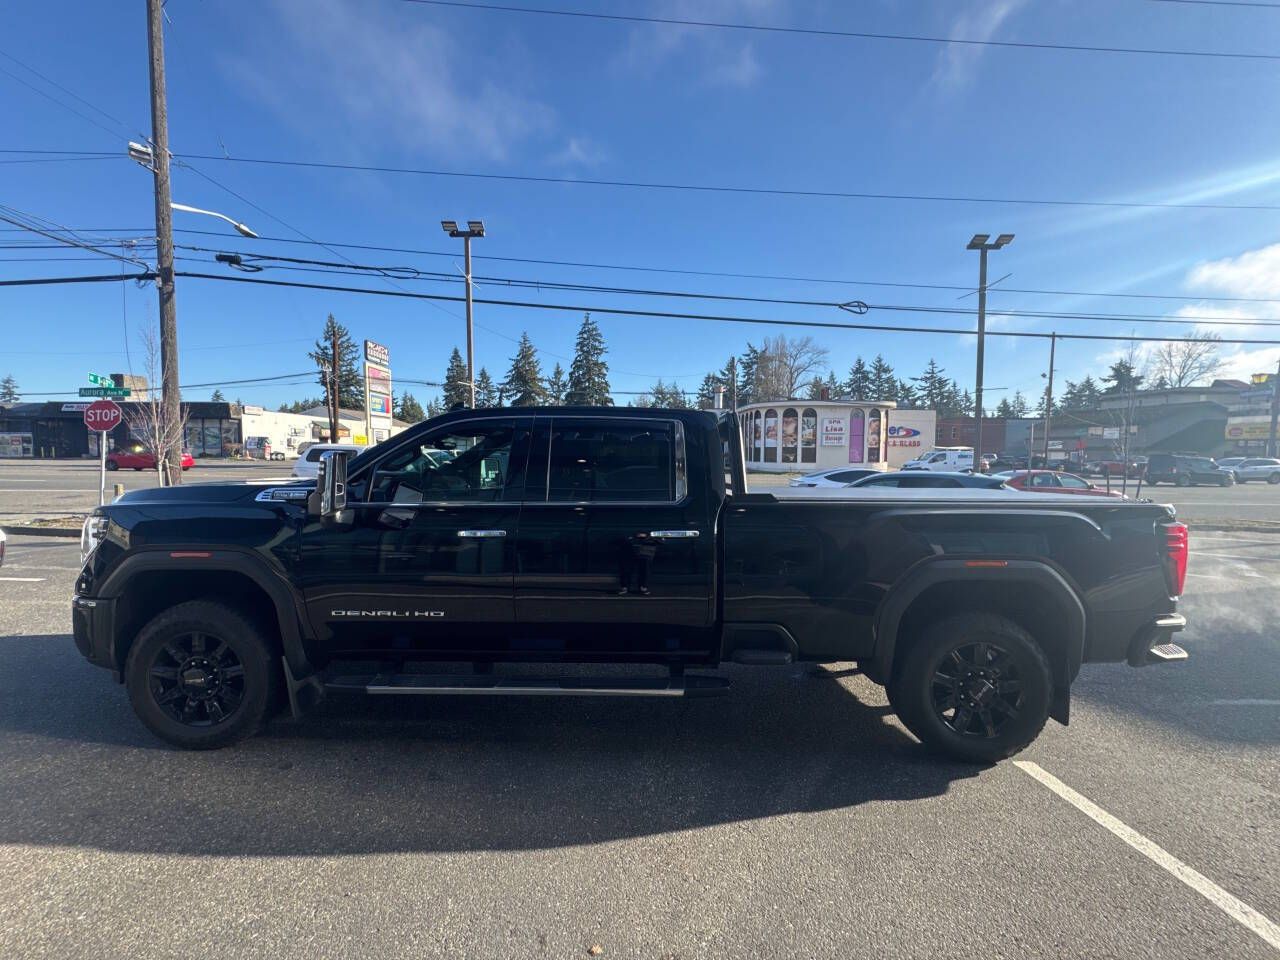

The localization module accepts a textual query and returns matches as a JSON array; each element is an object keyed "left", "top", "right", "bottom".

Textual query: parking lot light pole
[
  {"left": 967, "top": 233, "right": 1014, "bottom": 466},
  {"left": 442, "top": 220, "right": 485, "bottom": 407}
]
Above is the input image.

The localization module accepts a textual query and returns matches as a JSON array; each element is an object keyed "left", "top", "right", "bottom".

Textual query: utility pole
[
  {"left": 329, "top": 325, "right": 340, "bottom": 442},
  {"left": 441, "top": 220, "right": 485, "bottom": 407},
  {"left": 145, "top": 0, "right": 180, "bottom": 485},
  {"left": 967, "top": 233, "right": 1013, "bottom": 469},
  {"left": 1269, "top": 355, "right": 1280, "bottom": 458},
  {"left": 1042, "top": 332, "right": 1056, "bottom": 463},
  {"left": 728, "top": 355, "right": 737, "bottom": 412}
]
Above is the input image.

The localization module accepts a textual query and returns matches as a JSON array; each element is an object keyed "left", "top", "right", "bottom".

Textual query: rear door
[{"left": 513, "top": 415, "right": 716, "bottom": 658}]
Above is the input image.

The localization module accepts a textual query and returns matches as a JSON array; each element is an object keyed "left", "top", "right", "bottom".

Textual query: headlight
[{"left": 81, "top": 514, "right": 108, "bottom": 565}]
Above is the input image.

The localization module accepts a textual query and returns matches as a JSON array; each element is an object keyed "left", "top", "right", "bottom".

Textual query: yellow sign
[
  {"left": 1225, "top": 418, "right": 1272, "bottom": 440},
  {"left": 1252, "top": 373, "right": 1272, "bottom": 385},
  {"left": 353, "top": 435, "right": 369, "bottom": 445}
]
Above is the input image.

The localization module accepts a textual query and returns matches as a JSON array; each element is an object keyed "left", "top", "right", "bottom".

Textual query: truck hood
[{"left": 109, "top": 478, "right": 313, "bottom": 506}]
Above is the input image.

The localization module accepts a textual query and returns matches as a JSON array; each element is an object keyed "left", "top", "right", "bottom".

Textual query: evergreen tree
[
  {"left": 426, "top": 396, "right": 446, "bottom": 418},
  {"left": 210, "top": 388, "right": 225, "bottom": 402},
  {"left": 895, "top": 378, "right": 919, "bottom": 409},
  {"left": 845, "top": 357, "right": 871, "bottom": 400},
  {"left": 394, "top": 392, "right": 426, "bottom": 423},
  {"left": 546, "top": 362, "right": 569, "bottom": 404},
  {"left": 696, "top": 372, "right": 722, "bottom": 409},
  {"left": 637, "top": 378, "right": 689, "bottom": 409},
  {"left": 566, "top": 313, "right": 612, "bottom": 405},
  {"left": 823, "top": 371, "right": 844, "bottom": 400},
  {"left": 912, "top": 358, "right": 952, "bottom": 412},
  {"left": 1009, "top": 390, "right": 1030, "bottom": 417},
  {"left": 716, "top": 357, "right": 740, "bottom": 408},
  {"left": 736, "top": 344, "right": 761, "bottom": 405},
  {"left": 474, "top": 367, "right": 498, "bottom": 408},
  {"left": 805, "top": 374, "right": 826, "bottom": 400},
  {"left": 995, "top": 396, "right": 1015, "bottom": 419},
  {"left": 0, "top": 374, "right": 18, "bottom": 403},
  {"left": 958, "top": 388, "right": 974, "bottom": 417},
  {"left": 868, "top": 355, "right": 896, "bottom": 400},
  {"left": 501, "top": 332, "right": 549, "bottom": 407},
  {"left": 308, "top": 314, "right": 364, "bottom": 410},
  {"left": 1102, "top": 360, "right": 1143, "bottom": 395},
  {"left": 442, "top": 347, "right": 470, "bottom": 409}
]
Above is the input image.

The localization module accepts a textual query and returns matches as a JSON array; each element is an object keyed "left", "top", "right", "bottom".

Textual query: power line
[
  {"left": 0, "top": 49, "right": 135, "bottom": 136},
  {"left": 1148, "top": 0, "right": 1280, "bottom": 7},
  {"left": 18, "top": 371, "right": 319, "bottom": 398},
  {"left": 173, "top": 152, "right": 1280, "bottom": 213},
  {"left": 174, "top": 270, "right": 1280, "bottom": 346},
  {"left": 0, "top": 65, "right": 130, "bottom": 142},
  {"left": 0, "top": 206, "right": 152, "bottom": 269},
  {"left": 0, "top": 271, "right": 154, "bottom": 288},
  {"left": 403, "top": 0, "right": 1280, "bottom": 61}
]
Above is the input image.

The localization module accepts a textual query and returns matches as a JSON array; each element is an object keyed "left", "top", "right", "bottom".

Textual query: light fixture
[
  {"left": 967, "top": 234, "right": 990, "bottom": 250},
  {"left": 995, "top": 233, "right": 1015, "bottom": 248},
  {"left": 466, "top": 220, "right": 485, "bottom": 236},
  {"left": 440, "top": 220, "right": 459, "bottom": 233}
]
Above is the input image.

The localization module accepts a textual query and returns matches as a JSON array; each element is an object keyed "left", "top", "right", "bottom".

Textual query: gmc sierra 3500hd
[{"left": 73, "top": 407, "right": 1189, "bottom": 762}]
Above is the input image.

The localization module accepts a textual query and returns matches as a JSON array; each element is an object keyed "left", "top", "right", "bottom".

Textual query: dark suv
[{"left": 1144, "top": 453, "right": 1233, "bottom": 487}]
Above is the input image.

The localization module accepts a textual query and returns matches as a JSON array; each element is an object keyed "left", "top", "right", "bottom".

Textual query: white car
[
  {"left": 0, "top": 526, "right": 5, "bottom": 567},
  {"left": 788, "top": 467, "right": 879, "bottom": 488},
  {"left": 291, "top": 443, "right": 362, "bottom": 478},
  {"left": 1231, "top": 457, "right": 1280, "bottom": 484}
]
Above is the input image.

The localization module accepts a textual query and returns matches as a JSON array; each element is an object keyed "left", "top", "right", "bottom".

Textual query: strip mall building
[{"left": 735, "top": 401, "right": 937, "bottom": 472}]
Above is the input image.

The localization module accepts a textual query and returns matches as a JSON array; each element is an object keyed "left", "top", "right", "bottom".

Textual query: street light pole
[
  {"left": 145, "top": 0, "right": 180, "bottom": 485},
  {"left": 442, "top": 220, "right": 485, "bottom": 408},
  {"left": 1042, "top": 332, "right": 1056, "bottom": 463},
  {"left": 967, "top": 233, "right": 1014, "bottom": 468}
]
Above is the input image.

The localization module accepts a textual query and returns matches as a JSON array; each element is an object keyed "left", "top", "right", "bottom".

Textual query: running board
[{"left": 323, "top": 672, "right": 730, "bottom": 698}]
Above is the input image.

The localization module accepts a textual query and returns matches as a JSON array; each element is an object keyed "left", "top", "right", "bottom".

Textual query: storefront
[
  {"left": 0, "top": 400, "right": 241, "bottom": 458},
  {"left": 736, "top": 400, "right": 910, "bottom": 472}
]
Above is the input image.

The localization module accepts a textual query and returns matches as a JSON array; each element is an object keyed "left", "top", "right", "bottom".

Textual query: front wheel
[
  {"left": 888, "top": 613, "right": 1052, "bottom": 763},
  {"left": 104, "top": 460, "right": 118, "bottom": 471},
  {"left": 1221, "top": 475, "right": 1234, "bottom": 487},
  {"left": 125, "top": 600, "right": 277, "bottom": 749},
  {"left": 1269, "top": 472, "right": 1280, "bottom": 485},
  {"left": 1176, "top": 475, "right": 1192, "bottom": 487}
]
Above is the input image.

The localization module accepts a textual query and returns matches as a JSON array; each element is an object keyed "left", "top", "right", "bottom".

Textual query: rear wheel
[
  {"left": 125, "top": 600, "right": 277, "bottom": 749},
  {"left": 888, "top": 613, "right": 1052, "bottom": 763},
  {"left": 1269, "top": 472, "right": 1280, "bottom": 485},
  {"left": 1176, "top": 474, "right": 1192, "bottom": 487},
  {"left": 1220, "top": 474, "right": 1234, "bottom": 487}
]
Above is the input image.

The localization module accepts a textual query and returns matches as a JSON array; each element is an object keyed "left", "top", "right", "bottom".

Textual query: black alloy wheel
[
  {"left": 930, "top": 641, "right": 1023, "bottom": 740},
  {"left": 146, "top": 632, "right": 245, "bottom": 727}
]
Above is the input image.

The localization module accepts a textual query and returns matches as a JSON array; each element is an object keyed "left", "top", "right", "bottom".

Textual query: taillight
[{"left": 1163, "top": 522, "right": 1188, "bottom": 597}]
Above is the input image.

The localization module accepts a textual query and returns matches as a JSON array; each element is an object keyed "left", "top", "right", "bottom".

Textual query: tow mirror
[{"left": 307, "top": 450, "right": 351, "bottom": 522}]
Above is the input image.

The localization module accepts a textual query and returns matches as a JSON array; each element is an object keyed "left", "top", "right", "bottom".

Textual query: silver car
[
  {"left": 788, "top": 467, "right": 879, "bottom": 488},
  {"left": 1231, "top": 457, "right": 1280, "bottom": 484}
]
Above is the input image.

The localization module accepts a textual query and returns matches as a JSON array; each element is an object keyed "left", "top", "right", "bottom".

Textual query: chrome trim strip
[
  {"left": 456, "top": 529, "right": 507, "bottom": 538},
  {"left": 649, "top": 530, "right": 699, "bottom": 539}
]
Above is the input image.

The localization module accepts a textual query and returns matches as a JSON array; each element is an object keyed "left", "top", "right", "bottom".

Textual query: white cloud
[
  {"left": 1187, "top": 242, "right": 1280, "bottom": 300},
  {"left": 222, "top": 0, "right": 554, "bottom": 162},
  {"left": 549, "top": 136, "right": 609, "bottom": 167},
  {"left": 615, "top": 0, "right": 778, "bottom": 88},
  {"left": 931, "top": 0, "right": 1030, "bottom": 93}
]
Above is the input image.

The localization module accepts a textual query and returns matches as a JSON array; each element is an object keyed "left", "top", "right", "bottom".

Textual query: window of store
[
  {"left": 781, "top": 408, "right": 798, "bottom": 463},
  {"left": 867, "top": 409, "right": 882, "bottom": 463},
  {"left": 764, "top": 408, "right": 778, "bottom": 462},
  {"left": 185, "top": 421, "right": 204, "bottom": 457},
  {"left": 849, "top": 409, "right": 865, "bottom": 463},
  {"left": 801, "top": 408, "right": 817, "bottom": 463}
]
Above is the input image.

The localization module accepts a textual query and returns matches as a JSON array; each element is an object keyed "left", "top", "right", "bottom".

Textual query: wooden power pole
[
  {"left": 145, "top": 0, "right": 181, "bottom": 484},
  {"left": 329, "top": 326, "right": 340, "bottom": 442}
]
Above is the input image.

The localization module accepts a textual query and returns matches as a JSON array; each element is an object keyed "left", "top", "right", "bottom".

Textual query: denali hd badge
[{"left": 331, "top": 609, "right": 445, "bottom": 618}]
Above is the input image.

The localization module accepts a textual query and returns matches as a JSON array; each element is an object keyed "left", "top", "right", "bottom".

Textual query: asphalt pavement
[{"left": 0, "top": 532, "right": 1277, "bottom": 958}]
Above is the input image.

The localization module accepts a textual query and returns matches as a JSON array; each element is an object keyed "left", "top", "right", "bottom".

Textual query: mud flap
[
  {"left": 1050, "top": 684, "right": 1070, "bottom": 726},
  {"left": 282, "top": 656, "right": 326, "bottom": 719}
]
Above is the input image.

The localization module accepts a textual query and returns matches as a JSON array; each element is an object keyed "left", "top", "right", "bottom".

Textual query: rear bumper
[
  {"left": 72, "top": 594, "right": 116, "bottom": 670},
  {"left": 1127, "top": 612, "right": 1187, "bottom": 667}
]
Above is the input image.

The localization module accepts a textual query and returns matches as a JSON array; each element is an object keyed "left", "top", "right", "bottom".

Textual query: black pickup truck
[{"left": 73, "top": 407, "right": 1188, "bottom": 762}]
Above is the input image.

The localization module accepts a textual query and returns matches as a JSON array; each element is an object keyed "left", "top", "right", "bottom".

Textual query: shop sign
[
  {"left": 1226, "top": 419, "right": 1273, "bottom": 440},
  {"left": 1102, "top": 427, "right": 1120, "bottom": 439},
  {"left": 820, "top": 417, "right": 845, "bottom": 446},
  {"left": 242, "top": 404, "right": 264, "bottom": 415},
  {"left": 886, "top": 425, "right": 922, "bottom": 448},
  {"left": 353, "top": 435, "right": 369, "bottom": 445},
  {"left": 0, "top": 432, "right": 33, "bottom": 457},
  {"left": 364, "top": 340, "right": 390, "bottom": 365}
]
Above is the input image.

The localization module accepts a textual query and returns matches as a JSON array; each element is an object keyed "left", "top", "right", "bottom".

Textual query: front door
[
  {"left": 298, "top": 416, "right": 531, "bottom": 660},
  {"left": 512, "top": 416, "right": 716, "bottom": 659}
]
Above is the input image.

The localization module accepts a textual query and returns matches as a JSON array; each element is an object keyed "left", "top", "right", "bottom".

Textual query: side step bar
[
  {"left": 1146, "top": 643, "right": 1189, "bottom": 664},
  {"left": 323, "top": 672, "right": 730, "bottom": 698}
]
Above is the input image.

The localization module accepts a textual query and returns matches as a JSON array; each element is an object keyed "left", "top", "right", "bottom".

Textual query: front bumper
[
  {"left": 1127, "top": 612, "right": 1187, "bottom": 666},
  {"left": 72, "top": 594, "right": 117, "bottom": 671}
]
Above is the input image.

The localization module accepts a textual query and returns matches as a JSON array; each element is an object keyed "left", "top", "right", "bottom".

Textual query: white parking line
[
  {"left": 0, "top": 577, "right": 46, "bottom": 582},
  {"left": 1014, "top": 761, "right": 1280, "bottom": 952},
  {"left": 1196, "top": 553, "right": 1280, "bottom": 563},
  {"left": 1209, "top": 699, "right": 1280, "bottom": 706}
]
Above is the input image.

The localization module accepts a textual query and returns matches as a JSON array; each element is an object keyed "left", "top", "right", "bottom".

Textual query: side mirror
[{"left": 307, "top": 450, "right": 351, "bottom": 522}]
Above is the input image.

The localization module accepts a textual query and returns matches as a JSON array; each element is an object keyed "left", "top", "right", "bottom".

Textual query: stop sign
[{"left": 84, "top": 398, "right": 123, "bottom": 433}]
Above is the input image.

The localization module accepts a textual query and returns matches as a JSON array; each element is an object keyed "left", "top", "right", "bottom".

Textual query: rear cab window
[{"left": 543, "top": 419, "right": 677, "bottom": 503}]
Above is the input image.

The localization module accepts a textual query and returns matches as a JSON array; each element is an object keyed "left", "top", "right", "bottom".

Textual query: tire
[
  {"left": 134, "top": 467, "right": 142, "bottom": 472},
  {"left": 1270, "top": 472, "right": 1280, "bottom": 485},
  {"left": 104, "top": 460, "right": 118, "bottom": 471},
  {"left": 125, "top": 600, "right": 277, "bottom": 749},
  {"left": 1221, "top": 475, "right": 1233, "bottom": 487},
  {"left": 888, "top": 613, "right": 1052, "bottom": 764},
  {"left": 1176, "top": 474, "right": 1192, "bottom": 487}
]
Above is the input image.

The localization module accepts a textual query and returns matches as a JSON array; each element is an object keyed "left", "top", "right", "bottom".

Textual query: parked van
[{"left": 901, "top": 447, "right": 974, "bottom": 472}]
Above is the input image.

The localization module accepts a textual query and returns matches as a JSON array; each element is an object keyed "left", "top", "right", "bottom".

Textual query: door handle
[
  {"left": 648, "top": 530, "right": 700, "bottom": 539},
  {"left": 457, "top": 529, "right": 507, "bottom": 538}
]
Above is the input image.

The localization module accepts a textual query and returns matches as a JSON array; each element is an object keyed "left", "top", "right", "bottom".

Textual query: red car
[
  {"left": 999, "top": 469, "right": 1126, "bottom": 497},
  {"left": 104, "top": 446, "right": 194, "bottom": 471}
]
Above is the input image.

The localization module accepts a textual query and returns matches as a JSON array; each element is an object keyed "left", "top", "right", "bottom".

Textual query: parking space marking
[
  {"left": 1014, "top": 761, "right": 1280, "bottom": 952},
  {"left": 0, "top": 577, "right": 46, "bottom": 582},
  {"left": 1196, "top": 553, "right": 1280, "bottom": 563},
  {"left": 1209, "top": 699, "right": 1280, "bottom": 706}
]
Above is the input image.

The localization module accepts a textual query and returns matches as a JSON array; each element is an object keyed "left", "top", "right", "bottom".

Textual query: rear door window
[{"left": 546, "top": 419, "right": 675, "bottom": 502}]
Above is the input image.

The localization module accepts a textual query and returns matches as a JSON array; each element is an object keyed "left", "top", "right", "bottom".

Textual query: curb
[{"left": 1, "top": 525, "right": 81, "bottom": 539}]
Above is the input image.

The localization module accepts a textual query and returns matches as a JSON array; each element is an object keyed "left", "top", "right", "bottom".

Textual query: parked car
[
  {"left": 104, "top": 446, "right": 194, "bottom": 471},
  {"left": 1229, "top": 457, "right": 1280, "bottom": 484},
  {"left": 788, "top": 467, "right": 879, "bottom": 488},
  {"left": 1144, "top": 453, "right": 1234, "bottom": 487},
  {"left": 74, "top": 406, "right": 1188, "bottom": 763},
  {"left": 901, "top": 447, "right": 974, "bottom": 472},
  {"left": 849, "top": 470, "right": 1006, "bottom": 489},
  {"left": 0, "top": 526, "right": 5, "bottom": 567},
  {"left": 245, "top": 436, "right": 287, "bottom": 461},
  {"left": 291, "top": 443, "right": 363, "bottom": 478},
  {"left": 997, "top": 470, "right": 1126, "bottom": 498},
  {"left": 992, "top": 454, "right": 1047, "bottom": 471}
]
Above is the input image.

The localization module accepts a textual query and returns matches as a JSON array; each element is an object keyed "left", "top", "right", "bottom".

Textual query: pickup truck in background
[{"left": 73, "top": 407, "right": 1189, "bottom": 763}]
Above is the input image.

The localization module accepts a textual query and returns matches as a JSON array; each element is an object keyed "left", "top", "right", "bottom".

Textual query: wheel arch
[
  {"left": 100, "top": 549, "right": 314, "bottom": 680},
  {"left": 871, "top": 558, "right": 1086, "bottom": 724}
]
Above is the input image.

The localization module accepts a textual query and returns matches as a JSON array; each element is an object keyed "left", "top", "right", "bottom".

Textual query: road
[
  {"left": 3, "top": 460, "right": 1280, "bottom": 526},
  {"left": 0, "top": 533, "right": 1277, "bottom": 959}
]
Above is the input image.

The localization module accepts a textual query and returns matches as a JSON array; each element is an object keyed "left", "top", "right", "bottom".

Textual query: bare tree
[
  {"left": 123, "top": 319, "right": 188, "bottom": 486},
  {"left": 754, "top": 335, "right": 830, "bottom": 399},
  {"left": 1149, "top": 332, "right": 1226, "bottom": 389}
]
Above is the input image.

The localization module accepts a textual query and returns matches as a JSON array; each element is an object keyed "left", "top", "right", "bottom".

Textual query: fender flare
[
  {"left": 870, "top": 557, "right": 1086, "bottom": 694},
  {"left": 99, "top": 548, "right": 316, "bottom": 678}
]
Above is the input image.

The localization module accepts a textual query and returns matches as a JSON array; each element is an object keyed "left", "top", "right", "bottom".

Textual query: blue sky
[{"left": 5, "top": 0, "right": 1280, "bottom": 410}]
